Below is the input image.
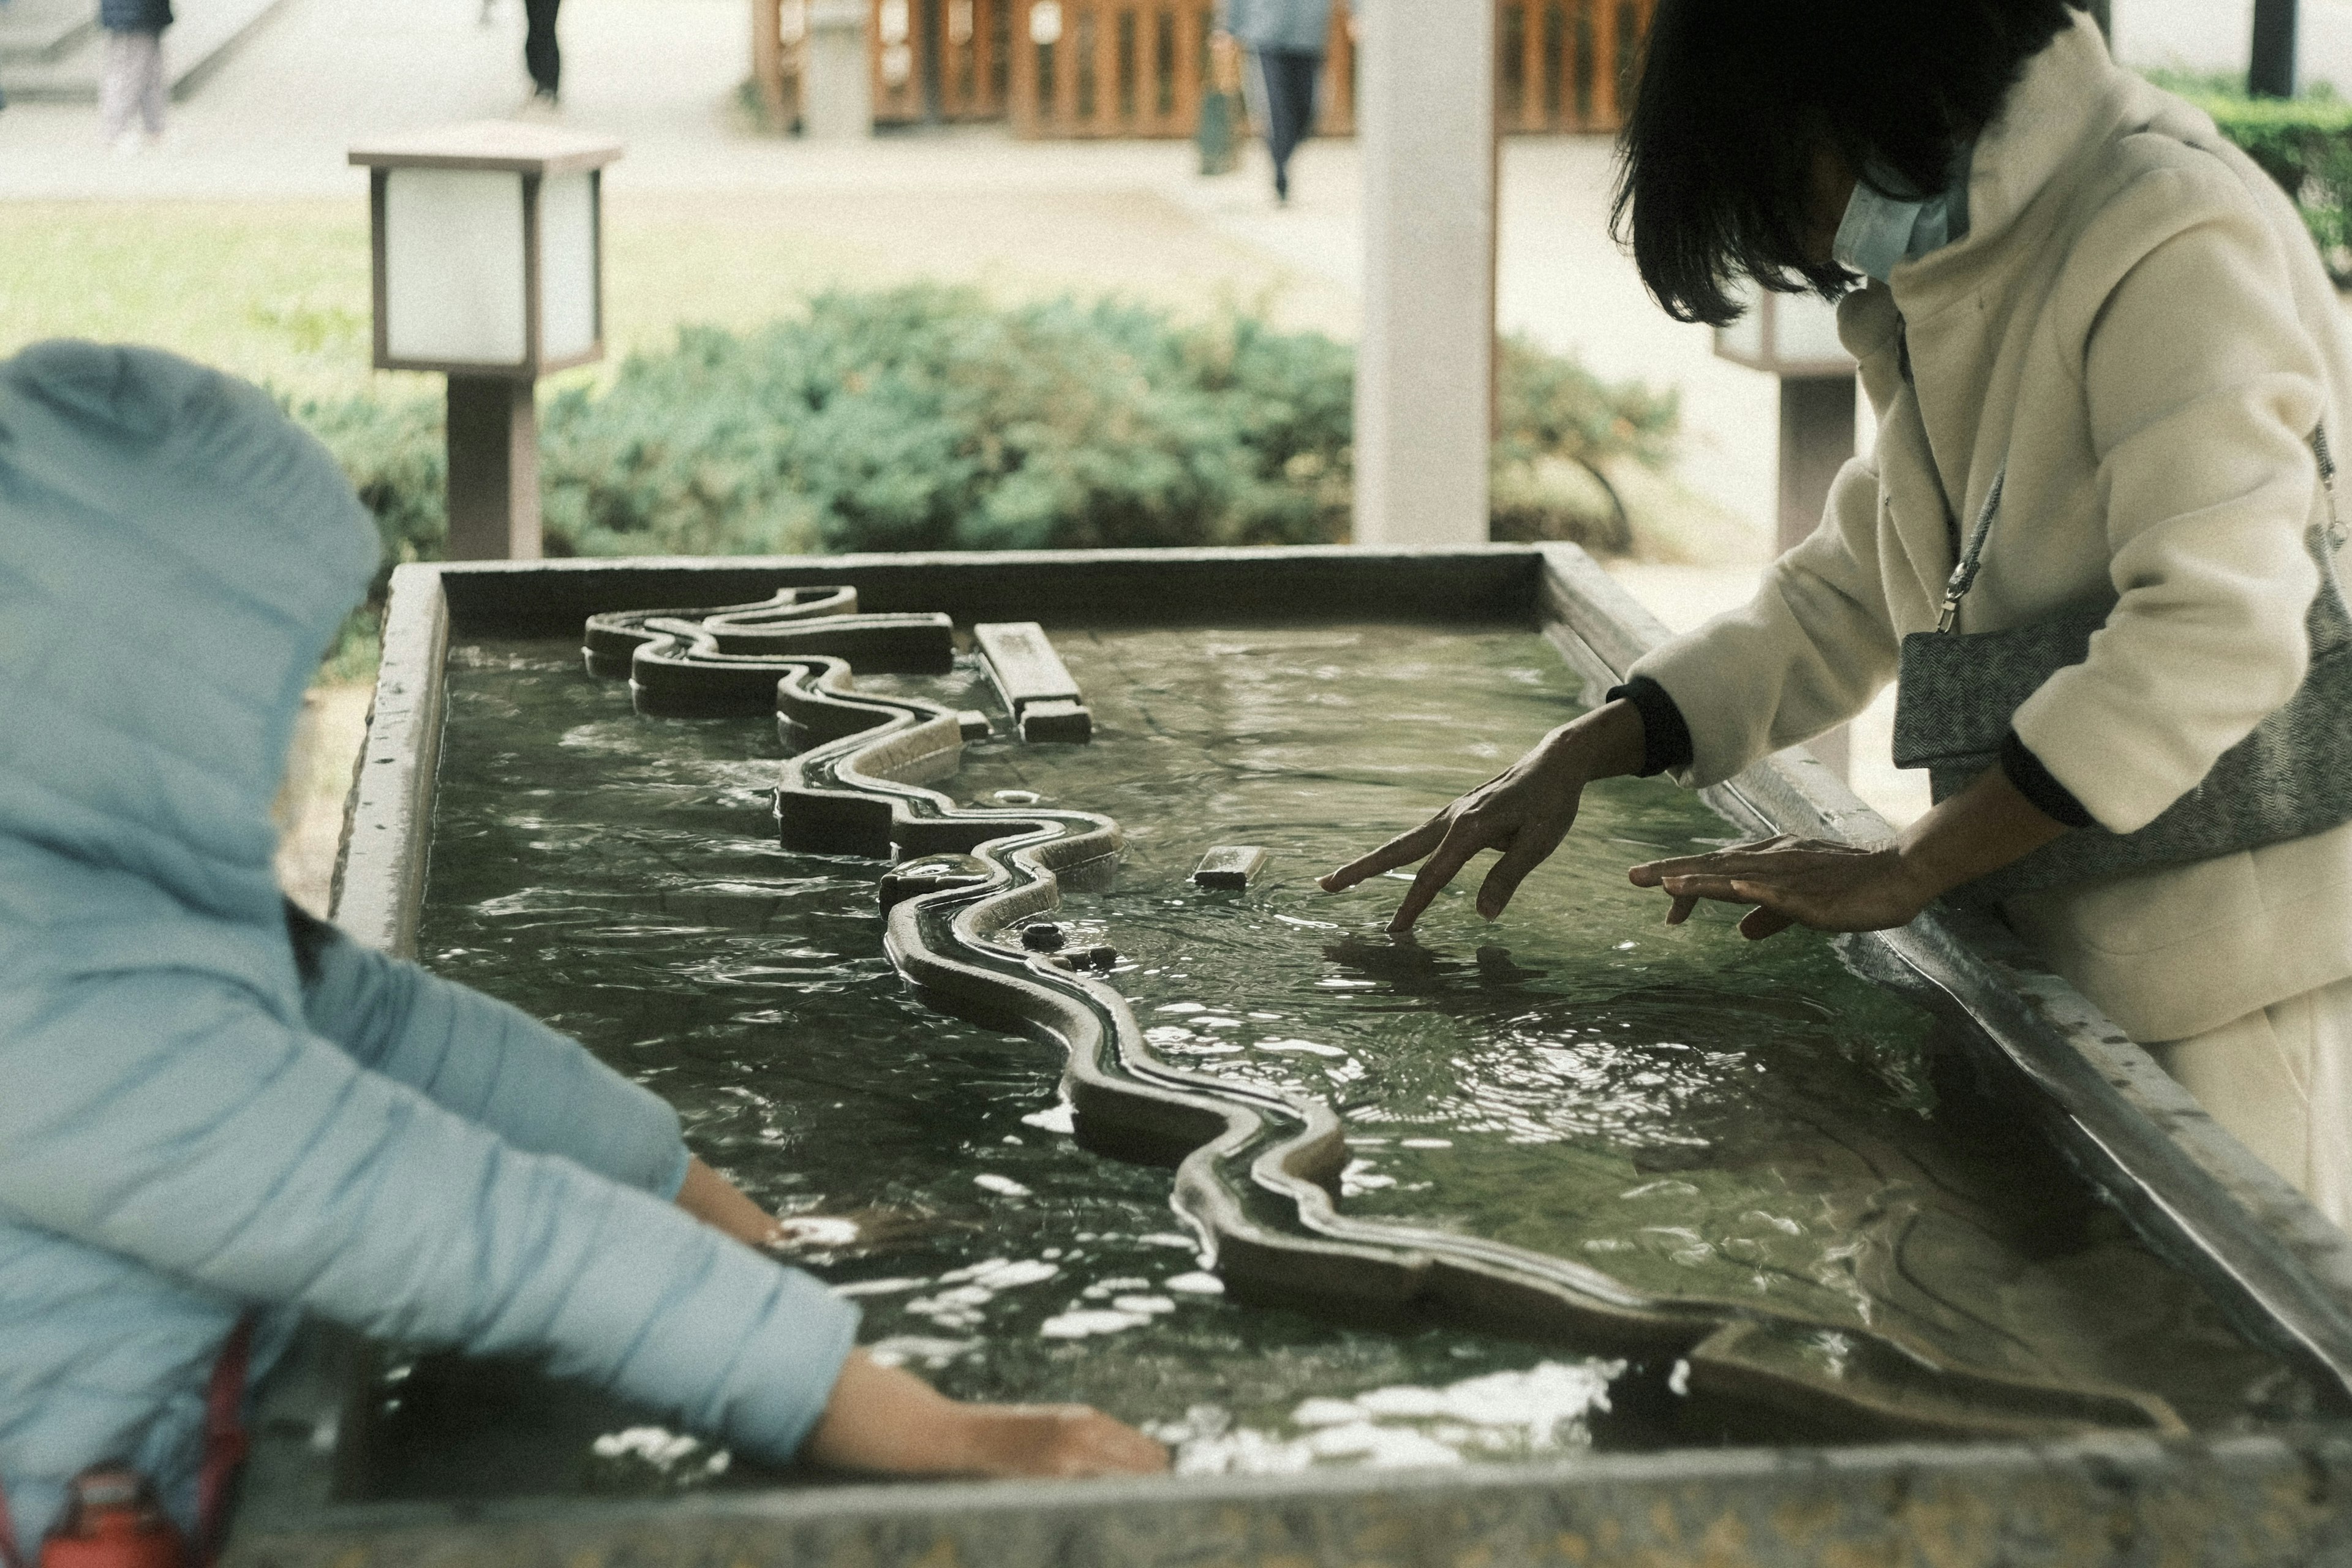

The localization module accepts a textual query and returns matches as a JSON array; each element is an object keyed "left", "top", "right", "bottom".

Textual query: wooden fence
[
  {"left": 873, "top": 0, "right": 1014, "bottom": 124},
  {"left": 1496, "top": 0, "right": 1654, "bottom": 133},
  {"left": 1008, "top": 0, "right": 1226, "bottom": 138},
  {"left": 751, "top": 0, "right": 1012, "bottom": 130},
  {"left": 1007, "top": 0, "right": 1651, "bottom": 139},
  {"left": 748, "top": 0, "right": 801, "bottom": 130},
  {"left": 752, "top": 0, "right": 1653, "bottom": 138}
]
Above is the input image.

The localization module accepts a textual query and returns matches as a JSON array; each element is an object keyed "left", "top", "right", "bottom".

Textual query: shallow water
[{"left": 376, "top": 622, "right": 2308, "bottom": 1500}]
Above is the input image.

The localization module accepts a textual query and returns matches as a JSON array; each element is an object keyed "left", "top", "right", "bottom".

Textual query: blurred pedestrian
[
  {"left": 522, "top": 0, "right": 560, "bottom": 109},
  {"left": 96, "top": 0, "right": 170, "bottom": 153},
  {"left": 1219, "top": 0, "right": 1330, "bottom": 203}
]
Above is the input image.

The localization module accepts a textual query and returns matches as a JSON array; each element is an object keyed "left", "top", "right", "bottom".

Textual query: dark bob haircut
[{"left": 1613, "top": 0, "right": 2081, "bottom": 325}]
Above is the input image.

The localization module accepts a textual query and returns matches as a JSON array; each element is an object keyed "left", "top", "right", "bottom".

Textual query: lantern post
[
  {"left": 349, "top": 121, "right": 624, "bottom": 560},
  {"left": 1715, "top": 286, "right": 1859, "bottom": 777}
]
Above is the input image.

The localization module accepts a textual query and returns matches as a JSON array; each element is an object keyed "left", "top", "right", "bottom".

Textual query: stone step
[
  {"left": 0, "top": 0, "right": 95, "bottom": 64},
  {"left": 0, "top": 0, "right": 287, "bottom": 102}
]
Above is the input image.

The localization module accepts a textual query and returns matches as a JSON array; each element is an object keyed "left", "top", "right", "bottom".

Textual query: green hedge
[
  {"left": 2157, "top": 72, "right": 2352, "bottom": 283},
  {"left": 292, "top": 284, "right": 1678, "bottom": 620}
]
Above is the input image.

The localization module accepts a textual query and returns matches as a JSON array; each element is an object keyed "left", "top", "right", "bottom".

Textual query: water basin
[{"left": 232, "top": 547, "right": 2352, "bottom": 1568}]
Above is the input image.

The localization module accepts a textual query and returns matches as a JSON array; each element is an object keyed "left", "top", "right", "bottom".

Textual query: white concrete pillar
[
  {"left": 1352, "top": 0, "right": 1496, "bottom": 548},
  {"left": 803, "top": 0, "right": 873, "bottom": 140}
]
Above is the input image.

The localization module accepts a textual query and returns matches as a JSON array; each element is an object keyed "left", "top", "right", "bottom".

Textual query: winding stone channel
[{"left": 584, "top": 588, "right": 2190, "bottom": 1443}]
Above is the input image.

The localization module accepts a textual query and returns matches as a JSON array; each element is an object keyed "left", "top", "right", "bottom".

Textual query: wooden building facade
[{"left": 752, "top": 0, "right": 1655, "bottom": 139}]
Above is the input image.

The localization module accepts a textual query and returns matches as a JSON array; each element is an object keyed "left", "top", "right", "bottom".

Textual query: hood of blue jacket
[{"left": 0, "top": 342, "right": 377, "bottom": 946}]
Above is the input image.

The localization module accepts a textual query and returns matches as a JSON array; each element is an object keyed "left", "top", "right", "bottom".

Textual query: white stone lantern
[
  {"left": 1711, "top": 287, "right": 1852, "bottom": 383},
  {"left": 348, "top": 121, "right": 624, "bottom": 560},
  {"left": 1713, "top": 283, "right": 1860, "bottom": 553}
]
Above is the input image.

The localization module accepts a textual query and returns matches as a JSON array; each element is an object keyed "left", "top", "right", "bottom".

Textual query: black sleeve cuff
[
  {"left": 1999, "top": 729, "right": 2094, "bottom": 828},
  {"left": 1605, "top": 676, "right": 1697, "bottom": 780}
]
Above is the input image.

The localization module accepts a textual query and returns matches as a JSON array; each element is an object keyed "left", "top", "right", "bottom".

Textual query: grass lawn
[{"left": 0, "top": 189, "right": 1354, "bottom": 404}]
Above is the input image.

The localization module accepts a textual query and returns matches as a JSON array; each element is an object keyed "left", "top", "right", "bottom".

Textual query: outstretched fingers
[
  {"left": 1387, "top": 818, "right": 1491, "bottom": 934},
  {"left": 1628, "top": 837, "right": 1793, "bottom": 888},
  {"left": 1659, "top": 872, "right": 1807, "bottom": 940},
  {"left": 1657, "top": 872, "right": 1749, "bottom": 905},
  {"left": 1321, "top": 813, "right": 1449, "bottom": 892},
  {"left": 1477, "top": 809, "right": 1572, "bottom": 921}
]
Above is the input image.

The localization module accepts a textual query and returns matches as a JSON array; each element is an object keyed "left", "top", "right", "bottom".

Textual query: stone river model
[{"left": 578, "top": 586, "right": 2284, "bottom": 1446}]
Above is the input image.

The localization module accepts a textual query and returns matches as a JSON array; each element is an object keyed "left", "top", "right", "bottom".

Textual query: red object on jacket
[
  {"left": 0, "top": 1314, "right": 251, "bottom": 1568},
  {"left": 37, "top": 1471, "right": 186, "bottom": 1568}
]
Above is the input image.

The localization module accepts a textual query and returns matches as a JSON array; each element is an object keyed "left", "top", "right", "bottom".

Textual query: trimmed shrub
[
  {"left": 295, "top": 285, "right": 1678, "bottom": 605},
  {"left": 1491, "top": 334, "right": 1678, "bottom": 551}
]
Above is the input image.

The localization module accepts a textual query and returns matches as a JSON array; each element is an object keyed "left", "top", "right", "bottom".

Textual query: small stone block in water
[
  {"left": 1066, "top": 944, "right": 1118, "bottom": 971},
  {"left": 879, "top": 854, "right": 993, "bottom": 911},
  {"left": 1192, "top": 845, "right": 1270, "bottom": 890},
  {"left": 1020, "top": 700, "right": 1093, "bottom": 744},
  {"left": 974, "top": 621, "right": 1084, "bottom": 714},
  {"left": 957, "top": 710, "right": 993, "bottom": 741},
  {"left": 1020, "top": 921, "right": 1067, "bottom": 952}
]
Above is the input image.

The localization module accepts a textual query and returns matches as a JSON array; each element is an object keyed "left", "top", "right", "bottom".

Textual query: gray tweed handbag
[{"left": 1890, "top": 429, "right": 2352, "bottom": 902}]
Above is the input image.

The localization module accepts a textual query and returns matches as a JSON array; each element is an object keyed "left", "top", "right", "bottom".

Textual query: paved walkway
[{"left": 0, "top": 0, "right": 281, "bottom": 102}]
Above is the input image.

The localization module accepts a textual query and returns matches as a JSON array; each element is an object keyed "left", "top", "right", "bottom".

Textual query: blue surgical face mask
[{"left": 1831, "top": 150, "right": 1972, "bottom": 283}]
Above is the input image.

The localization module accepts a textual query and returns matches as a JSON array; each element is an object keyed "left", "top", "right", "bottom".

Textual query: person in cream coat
[{"left": 1324, "top": 1, "right": 2352, "bottom": 1224}]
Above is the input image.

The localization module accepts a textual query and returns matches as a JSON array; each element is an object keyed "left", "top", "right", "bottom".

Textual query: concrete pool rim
[{"left": 242, "top": 543, "right": 2352, "bottom": 1568}]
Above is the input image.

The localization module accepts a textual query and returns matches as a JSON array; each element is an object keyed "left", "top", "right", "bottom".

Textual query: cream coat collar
[
  {"left": 1840, "top": 12, "right": 2142, "bottom": 356},
  {"left": 1899, "top": 13, "right": 2130, "bottom": 300}
]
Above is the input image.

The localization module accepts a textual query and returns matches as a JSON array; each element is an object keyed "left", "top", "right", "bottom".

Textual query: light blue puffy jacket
[{"left": 0, "top": 343, "right": 858, "bottom": 1556}]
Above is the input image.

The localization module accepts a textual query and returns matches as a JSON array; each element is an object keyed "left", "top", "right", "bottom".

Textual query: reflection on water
[
  {"left": 1156, "top": 1359, "right": 1626, "bottom": 1474},
  {"left": 383, "top": 625, "right": 2304, "bottom": 1501}
]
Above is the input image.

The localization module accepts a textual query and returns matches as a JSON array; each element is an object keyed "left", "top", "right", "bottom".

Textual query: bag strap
[
  {"left": 1935, "top": 465, "right": 2008, "bottom": 633},
  {"left": 2315, "top": 421, "right": 2343, "bottom": 543}
]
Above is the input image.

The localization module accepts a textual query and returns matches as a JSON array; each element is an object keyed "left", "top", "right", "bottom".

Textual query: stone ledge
[
  {"left": 227, "top": 1430, "right": 2352, "bottom": 1568},
  {"left": 0, "top": 0, "right": 288, "bottom": 103}
]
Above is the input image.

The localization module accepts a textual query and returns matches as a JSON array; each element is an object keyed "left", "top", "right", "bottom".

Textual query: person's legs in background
[
  {"left": 98, "top": 29, "right": 139, "bottom": 146},
  {"left": 522, "top": 0, "right": 560, "bottom": 104},
  {"left": 133, "top": 28, "right": 165, "bottom": 137},
  {"left": 97, "top": 29, "right": 164, "bottom": 149},
  {"left": 1250, "top": 47, "right": 1322, "bottom": 203}
]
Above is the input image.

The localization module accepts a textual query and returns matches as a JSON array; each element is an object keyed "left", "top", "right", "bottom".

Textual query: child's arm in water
[
  {"left": 805, "top": 1350, "right": 1168, "bottom": 1477},
  {"left": 670, "top": 1156, "right": 1167, "bottom": 1477},
  {"left": 286, "top": 911, "right": 1167, "bottom": 1477},
  {"left": 1, "top": 964, "right": 1166, "bottom": 1480}
]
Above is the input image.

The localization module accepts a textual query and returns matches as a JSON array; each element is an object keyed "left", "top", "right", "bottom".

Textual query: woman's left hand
[
  {"left": 1630, "top": 761, "right": 2079, "bottom": 939},
  {"left": 1629, "top": 835, "right": 1937, "bottom": 940}
]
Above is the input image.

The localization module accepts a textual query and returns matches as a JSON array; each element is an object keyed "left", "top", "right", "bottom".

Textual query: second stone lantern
[
  {"left": 1712, "top": 285, "right": 1857, "bottom": 559},
  {"left": 349, "top": 121, "right": 624, "bottom": 560},
  {"left": 1714, "top": 284, "right": 1860, "bottom": 779}
]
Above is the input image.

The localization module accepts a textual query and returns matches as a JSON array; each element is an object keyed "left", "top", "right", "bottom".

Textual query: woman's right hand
[
  {"left": 1318, "top": 699, "right": 1647, "bottom": 934},
  {"left": 802, "top": 1350, "right": 1169, "bottom": 1479}
]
